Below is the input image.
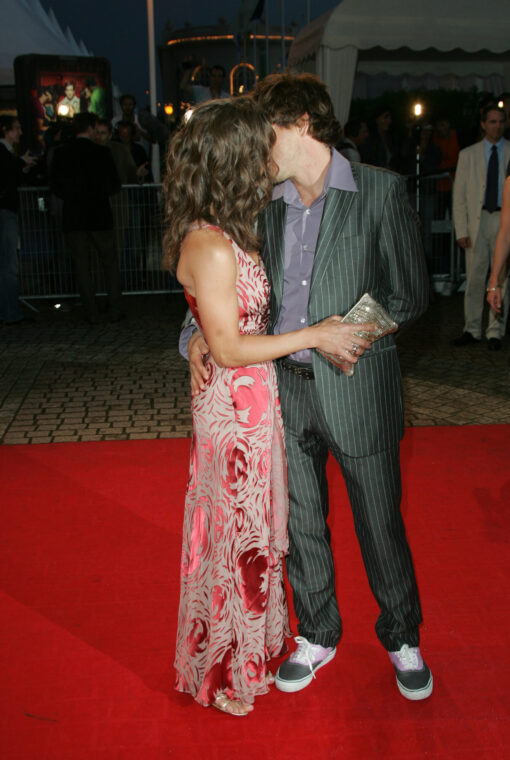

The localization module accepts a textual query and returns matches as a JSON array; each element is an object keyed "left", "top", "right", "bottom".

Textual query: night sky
[{"left": 41, "top": 1, "right": 339, "bottom": 105}]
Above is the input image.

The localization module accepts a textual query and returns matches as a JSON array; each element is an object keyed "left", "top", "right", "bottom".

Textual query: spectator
[
  {"left": 458, "top": 95, "right": 497, "bottom": 149},
  {"left": 95, "top": 118, "right": 146, "bottom": 184},
  {"left": 180, "top": 63, "right": 229, "bottom": 104},
  {"left": 452, "top": 105, "right": 510, "bottom": 349},
  {"left": 360, "top": 106, "right": 399, "bottom": 170},
  {"left": 112, "top": 93, "right": 151, "bottom": 147},
  {"left": 116, "top": 120, "right": 151, "bottom": 181},
  {"left": 433, "top": 116, "right": 459, "bottom": 193},
  {"left": 0, "top": 116, "right": 37, "bottom": 325},
  {"left": 336, "top": 118, "right": 369, "bottom": 162},
  {"left": 50, "top": 112, "right": 122, "bottom": 324}
]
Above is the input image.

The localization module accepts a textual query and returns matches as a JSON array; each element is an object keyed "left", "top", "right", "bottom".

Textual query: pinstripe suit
[{"left": 259, "top": 161, "right": 429, "bottom": 651}]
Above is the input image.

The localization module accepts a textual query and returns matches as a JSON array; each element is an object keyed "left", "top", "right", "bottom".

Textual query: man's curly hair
[{"left": 253, "top": 72, "right": 342, "bottom": 147}]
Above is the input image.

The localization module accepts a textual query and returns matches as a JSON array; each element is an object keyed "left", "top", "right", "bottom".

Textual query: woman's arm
[
  {"left": 487, "top": 176, "right": 510, "bottom": 313},
  {"left": 177, "top": 228, "right": 375, "bottom": 369}
]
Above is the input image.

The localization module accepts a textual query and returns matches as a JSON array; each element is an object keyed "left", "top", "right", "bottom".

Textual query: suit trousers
[
  {"left": 65, "top": 229, "right": 122, "bottom": 320},
  {"left": 465, "top": 210, "right": 505, "bottom": 340},
  {"left": 276, "top": 365, "right": 423, "bottom": 652}
]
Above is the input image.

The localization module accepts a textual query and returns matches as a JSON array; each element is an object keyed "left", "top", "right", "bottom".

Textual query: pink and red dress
[{"left": 174, "top": 225, "right": 290, "bottom": 706}]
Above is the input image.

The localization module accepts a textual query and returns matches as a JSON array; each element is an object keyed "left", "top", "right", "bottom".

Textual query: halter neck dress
[{"left": 174, "top": 225, "right": 290, "bottom": 706}]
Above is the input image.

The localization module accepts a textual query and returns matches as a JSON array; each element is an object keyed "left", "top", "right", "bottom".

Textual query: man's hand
[
  {"left": 457, "top": 237, "right": 471, "bottom": 249},
  {"left": 188, "top": 331, "right": 210, "bottom": 396},
  {"left": 21, "top": 150, "right": 37, "bottom": 168}
]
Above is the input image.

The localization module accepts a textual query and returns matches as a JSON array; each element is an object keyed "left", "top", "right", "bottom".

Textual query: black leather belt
[{"left": 277, "top": 358, "right": 314, "bottom": 379}]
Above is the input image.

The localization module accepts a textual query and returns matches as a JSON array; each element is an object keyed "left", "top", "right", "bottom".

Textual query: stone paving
[{"left": 1, "top": 292, "right": 509, "bottom": 446}]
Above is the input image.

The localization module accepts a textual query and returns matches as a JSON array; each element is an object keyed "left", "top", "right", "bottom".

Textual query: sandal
[
  {"left": 266, "top": 671, "right": 275, "bottom": 686},
  {"left": 212, "top": 693, "right": 253, "bottom": 717}
]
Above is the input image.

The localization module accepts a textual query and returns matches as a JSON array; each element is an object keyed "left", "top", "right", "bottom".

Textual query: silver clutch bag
[{"left": 318, "top": 293, "right": 398, "bottom": 376}]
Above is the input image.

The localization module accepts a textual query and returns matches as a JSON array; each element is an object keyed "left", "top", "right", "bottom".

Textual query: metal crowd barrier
[
  {"left": 17, "top": 177, "right": 461, "bottom": 301},
  {"left": 17, "top": 184, "right": 181, "bottom": 300},
  {"left": 405, "top": 171, "right": 461, "bottom": 295}
]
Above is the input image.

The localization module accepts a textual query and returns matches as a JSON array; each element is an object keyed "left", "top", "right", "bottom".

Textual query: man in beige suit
[{"left": 453, "top": 105, "right": 510, "bottom": 349}]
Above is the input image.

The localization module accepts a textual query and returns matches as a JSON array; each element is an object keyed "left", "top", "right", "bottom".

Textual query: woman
[
  {"left": 163, "top": 98, "right": 374, "bottom": 717},
  {"left": 487, "top": 162, "right": 510, "bottom": 315},
  {"left": 360, "top": 106, "right": 399, "bottom": 170}
]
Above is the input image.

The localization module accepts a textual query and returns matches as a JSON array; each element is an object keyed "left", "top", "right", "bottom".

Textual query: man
[
  {"left": 59, "top": 81, "right": 80, "bottom": 117},
  {"left": 0, "top": 116, "right": 37, "bottom": 325},
  {"left": 112, "top": 93, "right": 151, "bottom": 149},
  {"left": 50, "top": 112, "right": 122, "bottom": 324},
  {"left": 83, "top": 77, "right": 107, "bottom": 118},
  {"left": 184, "top": 73, "right": 432, "bottom": 701},
  {"left": 95, "top": 118, "right": 146, "bottom": 184},
  {"left": 336, "top": 118, "right": 369, "bottom": 162},
  {"left": 180, "top": 64, "right": 229, "bottom": 104},
  {"left": 452, "top": 105, "right": 510, "bottom": 350}
]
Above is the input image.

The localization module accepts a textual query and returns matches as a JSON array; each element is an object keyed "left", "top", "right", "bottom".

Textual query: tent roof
[
  {"left": 0, "top": 0, "right": 92, "bottom": 85},
  {"left": 289, "top": 0, "right": 510, "bottom": 65}
]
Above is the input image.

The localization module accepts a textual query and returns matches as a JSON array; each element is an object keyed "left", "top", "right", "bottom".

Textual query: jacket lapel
[
  {"left": 310, "top": 186, "right": 357, "bottom": 291},
  {"left": 264, "top": 198, "right": 287, "bottom": 316}
]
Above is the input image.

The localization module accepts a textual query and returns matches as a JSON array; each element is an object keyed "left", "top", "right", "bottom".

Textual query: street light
[{"left": 412, "top": 102, "right": 423, "bottom": 118}]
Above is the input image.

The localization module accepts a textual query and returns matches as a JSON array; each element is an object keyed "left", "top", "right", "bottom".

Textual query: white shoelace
[
  {"left": 290, "top": 636, "right": 323, "bottom": 678},
  {"left": 395, "top": 644, "right": 419, "bottom": 669}
]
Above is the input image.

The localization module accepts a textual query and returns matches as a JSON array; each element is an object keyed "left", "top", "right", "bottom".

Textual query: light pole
[{"left": 146, "top": 0, "right": 160, "bottom": 182}]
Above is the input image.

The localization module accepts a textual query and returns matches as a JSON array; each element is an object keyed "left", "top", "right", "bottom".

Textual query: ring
[{"left": 351, "top": 343, "right": 358, "bottom": 354}]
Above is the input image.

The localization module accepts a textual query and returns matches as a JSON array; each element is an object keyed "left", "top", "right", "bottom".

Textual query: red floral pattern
[{"left": 174, "top": 226, "right": 290, "bottom": 706}]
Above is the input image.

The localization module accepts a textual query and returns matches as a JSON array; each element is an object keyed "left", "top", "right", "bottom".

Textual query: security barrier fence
[
  {"left": 17, "top": 176, "right": 460, "bottom": 301},
  {"left": 18, "top": 184, "right": 180, "bottom": 300}
]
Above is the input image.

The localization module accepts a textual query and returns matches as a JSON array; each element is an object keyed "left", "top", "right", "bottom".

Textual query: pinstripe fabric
[{"left": 262, "top": 163, "right": 428, "bottom": 650}]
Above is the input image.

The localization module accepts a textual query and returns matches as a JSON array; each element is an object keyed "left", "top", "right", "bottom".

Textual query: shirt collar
[
  {"left": 0, "top": 138, "right": 14, "bottom": 153},
  {"left": 272, "top": 148, "right": 358, "bottom": 205},
  {"left": 484, "top": 137, "right": 504, "bottom": 152}
]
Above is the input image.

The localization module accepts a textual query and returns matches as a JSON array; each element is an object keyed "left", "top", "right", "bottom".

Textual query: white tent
[
  {"left": 289, "top": 0, "right": 510, "bottom": 124},
  {"left": 0, "top": 0, "right": 93, "bottom": 85}
]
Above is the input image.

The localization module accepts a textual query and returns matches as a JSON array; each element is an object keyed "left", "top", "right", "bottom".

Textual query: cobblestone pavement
[{"left": 1, "top": 292, "right": 509, "bottom": 445}]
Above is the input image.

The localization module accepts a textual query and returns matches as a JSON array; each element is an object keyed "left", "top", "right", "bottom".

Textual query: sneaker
[
  {"left": 389, "top": 644, "right": 433, "bottom": 700},
  {"left": 275, "top": 636, "right": 336, "bottom": 693}
]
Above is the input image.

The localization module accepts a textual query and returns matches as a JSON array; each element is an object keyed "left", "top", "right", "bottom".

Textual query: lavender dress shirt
[{"left": 273, "top": 149, "right": 357, "bottom": 363}]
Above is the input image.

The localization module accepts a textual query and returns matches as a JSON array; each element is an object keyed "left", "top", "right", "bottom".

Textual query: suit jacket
[
  {"left": 259, "top": 163, "right": 428, "bottom": 458},
  {"left": 453, "top": 139, "right": 510, "bottom": 248},
  {"left": 50, "top": 137, "right": 120, "bottom": 232}
]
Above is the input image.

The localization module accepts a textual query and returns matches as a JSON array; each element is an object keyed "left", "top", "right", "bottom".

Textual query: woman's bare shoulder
[{"left": 181, "top": 226, "right": 235, "bottom": 264}]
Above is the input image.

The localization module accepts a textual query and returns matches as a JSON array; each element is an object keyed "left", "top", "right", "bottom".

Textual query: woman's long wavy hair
[{"left": 162, "top": 97, "right": 275, "bottom": 273}]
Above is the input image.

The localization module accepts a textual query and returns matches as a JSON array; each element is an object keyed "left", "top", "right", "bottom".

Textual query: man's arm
[{"left": 378, "top": 175, "right": 429, "bottom": 332}]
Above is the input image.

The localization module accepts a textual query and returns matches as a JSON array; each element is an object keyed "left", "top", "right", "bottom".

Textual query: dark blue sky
[{"left": 42, "top": 1, "right": 338, "bottom": 105}]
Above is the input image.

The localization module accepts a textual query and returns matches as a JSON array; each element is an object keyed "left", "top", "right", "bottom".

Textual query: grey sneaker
[
  {"left": 389, "top": 644, "right": 433, "bottom": 700},
  {"left": 275, "top": 636, "right": 336, "bottom": 693}
]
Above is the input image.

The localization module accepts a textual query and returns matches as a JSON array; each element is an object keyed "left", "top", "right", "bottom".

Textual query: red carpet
[{"left": 1, "top": 425, "right": 509, "bottom": 760}]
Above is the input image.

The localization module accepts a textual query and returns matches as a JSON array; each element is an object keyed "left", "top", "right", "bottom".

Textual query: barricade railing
[
  {"left": 404, "top": 171, "right": 461, "bottom": 295},
  {"left": 18, "top": 177, "right": 462, "bottom": 301},
  {"left": 18, "top": 184, "right": 181, "bottom": 300}
]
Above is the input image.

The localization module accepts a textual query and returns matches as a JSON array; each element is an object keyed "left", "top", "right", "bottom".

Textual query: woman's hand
[
  {"left": 486, "top": 284, "right": 502, "bottom": 313},
  {"left": 188, "top": 331, "right": 210, "bottom": 396},
  {"left": 312, "top": 316, "right": 378, "bottom": 362}
]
